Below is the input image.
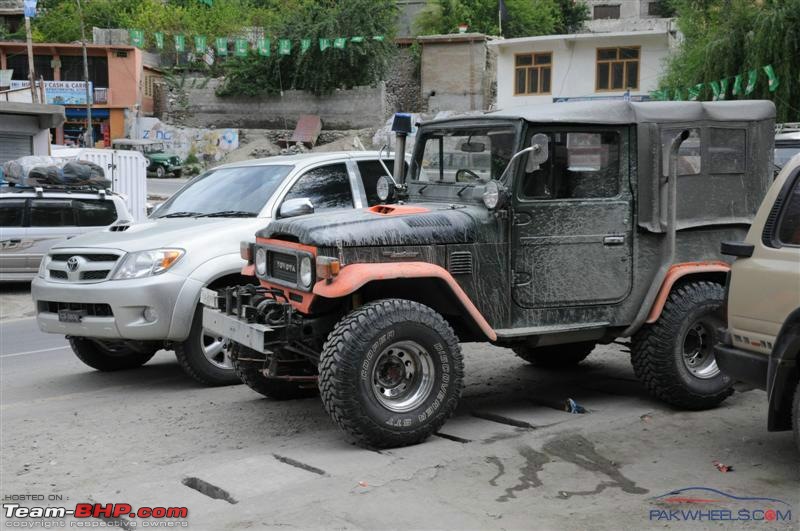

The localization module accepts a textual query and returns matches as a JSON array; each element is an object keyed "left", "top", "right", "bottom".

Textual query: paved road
[
  {"left": 2, "top": 316, "right": 797, "bottom": 529},
  {"left": 147, "top": 177, "right": 189, "bottom": 199}
]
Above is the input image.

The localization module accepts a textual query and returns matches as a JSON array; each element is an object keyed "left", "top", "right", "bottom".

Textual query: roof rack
[
  {"left": 1, "top": 183, "right": 112, "bottom": 197},
  {"left": 776, "top": 122, "right": 800, "bottom": 134}
]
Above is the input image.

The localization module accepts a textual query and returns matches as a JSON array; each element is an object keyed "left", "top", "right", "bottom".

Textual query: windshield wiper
[
  {"left": 159, "top": 211, "right": 201, "bottom": 218},
  {"left": 195, "top": 210, "right": 258, "bottom": 218}
]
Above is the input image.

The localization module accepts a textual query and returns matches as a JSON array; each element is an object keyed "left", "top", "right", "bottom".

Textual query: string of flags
[
  {"left": 128, "top": 29, "right": 386, "bottom": 56},
  {"left": 651, "top": 65, "right": 780, "bottom": 101}
]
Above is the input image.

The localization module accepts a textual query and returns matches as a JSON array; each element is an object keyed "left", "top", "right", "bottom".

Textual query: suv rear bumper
[
  {"left": 714, "top": 337, "right": 768, "bottom": 390},
  {"left": 32, "top": 273, "right": 190, "bottom": 341}
]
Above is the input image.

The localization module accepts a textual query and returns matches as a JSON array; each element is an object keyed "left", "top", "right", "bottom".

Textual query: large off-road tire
[
  {"left": 793, "top": 380, "right": 800, "bottom": 453},
  {"left": 631, "top": 281, "right": 733, "bottom": 410},
  {"left": 154, "top": 165, "right": 166, "bottom": 178},
  {"left": 69, "top": 337, "right": 156, "bottom": 371},
  {"left": 319, "top": 299, "right": 464, "bottom": 448},
  {"left": 174, "top": 305, "right": 239, "bottom": 386},
  {"left": 231, "top": 344, "right": 318, "bottom": 400},
  {"left": 513, "top": 342, "right": 595, "bottom": 368}
]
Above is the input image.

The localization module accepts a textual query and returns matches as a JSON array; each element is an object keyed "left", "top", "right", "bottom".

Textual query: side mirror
[
  {"left": 526, "top": 133, "right": 549, "bottom": 173},
  {"left": 279, "top": 197, "right": 314, "bottom": 218}
]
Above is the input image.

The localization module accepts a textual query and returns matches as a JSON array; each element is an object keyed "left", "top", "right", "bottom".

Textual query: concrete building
[
  {"left": 418, "top": 33, "right": 497, "bottom": 113},
  {"left": 0, "top": 101, "right": 65, "bottom": 162},
  {"left": 0, "top": 42, "right": 163, "bottom": 146},
  {"left": 489, "top": 29, "right": 674, "bottom": 110},
  {"left": 0, "top": 0, "right": 23, "bottom": 37},
  {"left": 586, "top": 0, "right": 673, "bottom": 33}
]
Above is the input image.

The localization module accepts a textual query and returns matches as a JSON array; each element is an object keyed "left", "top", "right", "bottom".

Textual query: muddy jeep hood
[{"left": 259, "top": 204, "right": 486, "bottom": 247}]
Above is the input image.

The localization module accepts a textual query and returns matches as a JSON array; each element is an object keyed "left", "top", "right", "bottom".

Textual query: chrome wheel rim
[
  {"left": 201, "top": 330, "right": 233, "bottom": 370},
  {"left": 371, "top": 340, "right": 435, "bottom": 413},
  {"left": 682, "top": 321, "right": 719, "bottom": 379}
]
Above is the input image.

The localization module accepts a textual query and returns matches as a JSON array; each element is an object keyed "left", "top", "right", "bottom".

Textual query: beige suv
[{"left": 715, "top": 153, "right": 800, "bottom": 451}]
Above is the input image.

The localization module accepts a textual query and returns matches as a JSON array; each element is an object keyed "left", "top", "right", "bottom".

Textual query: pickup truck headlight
[
  {"left": 37, "top": 255, "right": 51, "bottom": 279},
  {"left": 111, "top": 249, "right": 184, "bottom": 280},
  {"left": 255, "top": 247, "right": 267, "bottom": 276},
  {"left": 299, "top": 256, "right": 313, "bottom": 288}
]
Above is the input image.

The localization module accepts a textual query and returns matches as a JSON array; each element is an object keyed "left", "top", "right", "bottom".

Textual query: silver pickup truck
[{"left": 31, "top": 151, "right": 400, "bottom": 385}]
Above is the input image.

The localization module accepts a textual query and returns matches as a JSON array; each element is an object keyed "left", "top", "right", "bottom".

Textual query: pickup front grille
[
  {"left": 47, "top": 251, "right": 122, "bottom": 283},
  {"left": 38, "top": 301, "right": 114, "bottom": 317}
]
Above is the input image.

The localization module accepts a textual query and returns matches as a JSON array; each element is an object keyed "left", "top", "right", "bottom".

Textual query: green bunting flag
[
  {"left": 234, "top": 38, "right": 248, "bottom": 57},
  {"left": 129, "top": 29, "right": 144, "bottom": 48},
  {"left": 763, "top": 65, "right": 779, "bottom": 92},
  {"left": 732, "top": 74, "right": 743, "bottom": 96},
  {"left": 719, "top": 78, "right": 728, "bottom": 100},
  {"left": 687, "top": 83, "right": 703, "bottom": 101},
  {"left": 319, "top": 38, "right": 331, "bottom": 51},
  {"left": 154, "top": 32, "right": 164, "bottom": 50},
  {"left": 174, "top": 35, "right": 186, "bottom": 53},
  {"left": 744, "top": 69, "right": 757, "bottom": 95},
  {"left": 257, "top": 37, "right": 270, "bottom": 56},
  {"left": 710, "top": 80, "right": 721, "bottom": 101},
  {"left": 333, "top": 38, "right": 347, "bottom": 49},
  {"left": 351, "top": 36, "right": 365, "bottom": 43},
  {"left": 194, "top": 35, "right": 207, "bottom": 54},
  {"left": 300, "top": 38, "right": 311, "bottom": 54},
  {"left": 216, "top": 37, "right": 228, "bottom": 56},
  {"left": 278, "top": 39, "right": 292, "bottom": 55},
  {"left": 373, "top": 35, "right": 385, "bottom": 41}
]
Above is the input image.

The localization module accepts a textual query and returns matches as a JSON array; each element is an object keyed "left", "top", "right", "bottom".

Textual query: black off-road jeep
[{"left": 202, "top": 101, "right": 775, "bottom": 448}]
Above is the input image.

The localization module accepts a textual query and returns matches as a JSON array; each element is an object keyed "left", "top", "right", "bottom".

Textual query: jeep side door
[{"left": 511, "top": 127, "right": 633, "bottom": 318}]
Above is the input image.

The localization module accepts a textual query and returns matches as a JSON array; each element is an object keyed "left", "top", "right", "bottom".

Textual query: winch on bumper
[{"left": 200, "top": 285, "right": 327, "bottom": 359}]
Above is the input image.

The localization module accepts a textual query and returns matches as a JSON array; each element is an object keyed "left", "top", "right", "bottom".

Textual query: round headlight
[
  {"left": 300, "top": 256, "right": 313, "bottom": 288},
  {"left": 483, "top": 180, "right": 501, "bottom": 210},
  {"left": 255, "top": 247, "right": 267, "bottom": 276},
  {"left": 376, "top": 175, "right": 391, "bottom": 202}
]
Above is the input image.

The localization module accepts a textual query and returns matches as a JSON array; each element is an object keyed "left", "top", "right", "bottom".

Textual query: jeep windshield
[
  {"left": 409, "top": 125, "right": 517, "bottom": 201},
  {"left": 153, "top": 165, "right": 293, "bottom": 218}
]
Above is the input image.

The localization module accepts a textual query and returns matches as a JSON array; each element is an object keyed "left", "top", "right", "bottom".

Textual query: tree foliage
[
  {"left": 413, "top": 0, "right": 589, "bottom": 38},
  {"left": 217, "top": 0, "right": 397, "bottom": 96},
  {"left": 661, "top": 0, "right": 800, "bottom": 122}
]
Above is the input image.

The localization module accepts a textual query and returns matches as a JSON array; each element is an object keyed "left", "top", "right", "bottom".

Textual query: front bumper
[{"left": 32, "top": 273, "right": 190, "bottom": 341}]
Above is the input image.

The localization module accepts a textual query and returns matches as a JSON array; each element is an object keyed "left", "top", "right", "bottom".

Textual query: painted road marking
[{"left": 0, "top": 346, "right": 68, "bottom": 358}]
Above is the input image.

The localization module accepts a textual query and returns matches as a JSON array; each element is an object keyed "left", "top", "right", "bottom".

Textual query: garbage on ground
[
  {"left": 2, "top": 156, "right": 109, "bottom": 188},
  {"left": 712, "top": 460, "right": 734, "bottom": 472},
  {"left": 564, "top": 398, "right": 587, "bottom": 414},
  {"left": 640, "top": 413, "right": 653, "bottom": 422}
]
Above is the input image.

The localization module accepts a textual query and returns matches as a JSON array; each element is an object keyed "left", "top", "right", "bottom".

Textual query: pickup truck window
[
  {"left": 284, "top": 163, "right": 353, "bottom": 212},
  {"left": 154, "top": 165, "right": 293, "bottom": 218}
]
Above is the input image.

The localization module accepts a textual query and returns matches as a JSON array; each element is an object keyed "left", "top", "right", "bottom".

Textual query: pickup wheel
[
  {"left": 512, "top": 342, "right": 595, "bottom": 368},
  {"left": 231, "top": 344, "right": 318, "bottom": 400},
  {"left": 319, "top": 299, "right": 464, "bottom": 449},
  {"left": 174, "top": 305, "right": 239, "bottom": 386},
  {"left": 154, "top": 165, "right": 166, "bottom": 179},
  {"left": 631, "top": 281, "right": 733, "bottom": 410},
  {"left": 69, "top": 337, "right": 156, "bottom": 371}
]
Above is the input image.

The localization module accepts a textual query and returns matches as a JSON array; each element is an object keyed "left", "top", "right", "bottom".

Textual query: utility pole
[
  {"left": 76, "top": 0, "right": 94, "bottom": 147},
  {"left": 23, "top": 1, "right": 38, "bottom": 103}
]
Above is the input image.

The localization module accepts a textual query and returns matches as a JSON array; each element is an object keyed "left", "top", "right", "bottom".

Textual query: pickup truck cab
[{"left": 31, "top": 151, "right": 402, "bottom": 386}]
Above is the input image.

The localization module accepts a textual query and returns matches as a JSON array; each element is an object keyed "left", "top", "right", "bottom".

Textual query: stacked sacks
[{"left": 2, "top": 156, "right": 110, "bottom": 188}]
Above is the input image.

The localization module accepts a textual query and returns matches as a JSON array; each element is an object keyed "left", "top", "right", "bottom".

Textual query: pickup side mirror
[
  {"left": 279, "top": 198, "right": 314, "bottom": 218},
  {"left": 526, "top": 133, "right": 549, "bottom": 173}
]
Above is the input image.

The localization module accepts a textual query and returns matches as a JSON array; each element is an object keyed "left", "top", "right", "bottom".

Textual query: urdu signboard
[{"left": 10, "top": 80, "right": 93, "bottom": 105}]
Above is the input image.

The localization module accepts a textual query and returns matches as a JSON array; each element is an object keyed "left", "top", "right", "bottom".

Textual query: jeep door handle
[{"left": 603, "top": 235, "right": 625, "bottom": 246}]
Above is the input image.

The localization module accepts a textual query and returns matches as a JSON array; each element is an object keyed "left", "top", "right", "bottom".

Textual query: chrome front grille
[
  {"left": 47, "top": 250, "right": 123, "bottom": 283},
  {"left": 268, "top": 251, "right": 299, "bottom": 284}
]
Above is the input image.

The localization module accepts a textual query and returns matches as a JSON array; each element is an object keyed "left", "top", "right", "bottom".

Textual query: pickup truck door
[{"left": 511, "top": 128, "right": 633, "bottom": 311}]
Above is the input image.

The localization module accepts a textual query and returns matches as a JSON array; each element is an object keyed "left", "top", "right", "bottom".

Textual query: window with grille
[
  {"left": 593, "top": 5, "right": 621, "bottom": 19},
  {"left": 596, "top": 47, "right": 639, "bottom": 91},
  {"left": 514, "top": 52, "right": 552, "bottom": 95}
]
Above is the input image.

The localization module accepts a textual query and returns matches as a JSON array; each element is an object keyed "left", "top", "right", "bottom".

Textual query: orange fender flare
[
  {"left": 645, "top": 261, "right": 730, "bottom": 324},
  {"left": 313, "top": 262, "right": 497, "bottom": 341}
]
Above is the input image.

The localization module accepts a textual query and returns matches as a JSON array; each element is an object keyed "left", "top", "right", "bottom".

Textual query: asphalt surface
[
  {"left": 1, "top": 314, "right": 798, "bottom": 529},
  {"left": 146, "top": 177, "right": 189, "bottom": 199}
]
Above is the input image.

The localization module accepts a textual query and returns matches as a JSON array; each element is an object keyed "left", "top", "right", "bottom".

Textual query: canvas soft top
[{"left": 422, "top": 100, "right": 776, "bottom": 127}]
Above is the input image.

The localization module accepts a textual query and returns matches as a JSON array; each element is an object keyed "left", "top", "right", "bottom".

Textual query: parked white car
[
  {"left": 31, "top": 151, "right": 401, "bottom": 386},
  {"left": 0, "top": 186, "right": 132, "bottom": 282}
]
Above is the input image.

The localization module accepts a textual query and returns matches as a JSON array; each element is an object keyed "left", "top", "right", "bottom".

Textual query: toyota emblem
[{"left": 67, "top": 256, "right": 80, "bottom": 272}]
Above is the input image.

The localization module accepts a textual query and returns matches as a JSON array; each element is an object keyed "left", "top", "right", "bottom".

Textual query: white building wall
[{"left": 494, "top": 32, "right": 670, "bottom": 110}]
